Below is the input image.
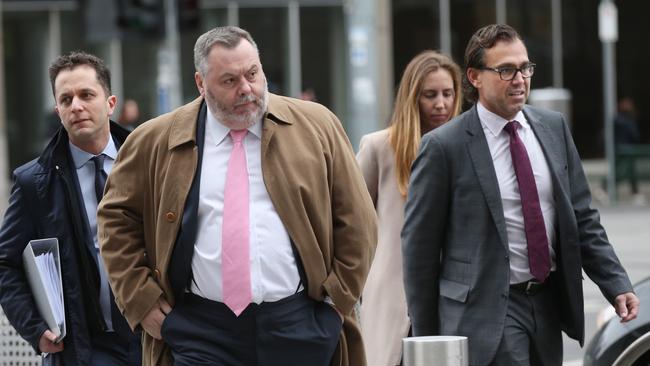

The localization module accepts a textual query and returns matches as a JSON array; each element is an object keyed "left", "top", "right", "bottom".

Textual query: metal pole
[
  {"left": 45, "top": 9, "right": 61, "bottom": 111},
  {"left": 600, "top": 0, "right": 618, "bottom": 203},
  {"left": 157, "top": 0, "right": 182, "bottom": 114},
  {"left": 165, "top": 0, "right": 182, "bottom": 108},
  {"left": 287, "top": 1, "right": 301, "bottom": 98},
  {"left": 42, "top": 9, "right": 60, "bottom": 150},
  {"left": 496, "top": 0, "right": 506, "bottom": 24},
  {"left": 109, "top": 40, "right": 124, "bottom": 103},
  {"left": 551, "top": 0, "right": 563, "bottom": 87},
  {"left": 0, "top": 2, "right": 9, "bottom": 210},
  {"left": 403, "top": 336, "right": 469, "bottom": 366},
  {"left": 603, "top": 41, "right": 617, "bottom": 203},
  {"left": 227, "top": 1, "right": 239, "bottom": 27},
  {"left": 345, "top": 0, "right": 381, "bottom": 150},
  {"left": 438, "top": 0, "right": 451, "bottom": 55}
]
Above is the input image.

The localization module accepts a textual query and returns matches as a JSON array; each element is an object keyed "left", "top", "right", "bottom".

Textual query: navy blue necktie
[
  {"left": 504, "top": 121, "right": 550, "bottom": 282},
  {"left": 90, "top": 154, "right": 133, "bottom": 337},
  {"left": 91, "top": 155, "right": 107, "bottom": 202}
]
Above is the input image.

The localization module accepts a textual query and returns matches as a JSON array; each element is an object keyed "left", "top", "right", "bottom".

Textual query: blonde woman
[{"left": 357, "top": 50, "right": 462, "bottom": 366}]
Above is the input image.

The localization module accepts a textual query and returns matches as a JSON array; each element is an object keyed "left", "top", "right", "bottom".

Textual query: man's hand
[
  {"left": 141, "top": 297, "right": 172, "bottom": 339},
  {"left": 39, "top": 330, "right": 64, "bottom": 354},
  {"left": 614, "top": 292, "right": 640, "bottom": 323}
]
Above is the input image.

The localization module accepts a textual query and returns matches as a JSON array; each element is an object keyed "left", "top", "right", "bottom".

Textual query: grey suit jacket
[{"left": 401, "top": 105, "right": 633, "bottom": 365}]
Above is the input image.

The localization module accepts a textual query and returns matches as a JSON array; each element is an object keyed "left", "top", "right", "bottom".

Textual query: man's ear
[
  {"left": 195, "top": 72, "right": 205, "bottom": 96},
  {"left": 467, "top": 68, "right": 481, "bottom": 89},
  {"left": 106, "top": 95, "right": 117, "bottom": 116}
]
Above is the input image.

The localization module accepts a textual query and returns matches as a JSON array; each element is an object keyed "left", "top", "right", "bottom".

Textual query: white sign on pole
[
  {"left": 598, "top": 1, "right": 618, "bottom": 43},
  {"left": 349, "top": 27, "right": 369, "bottom": 67}
]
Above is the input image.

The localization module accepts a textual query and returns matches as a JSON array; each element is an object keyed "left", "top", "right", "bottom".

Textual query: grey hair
[{"left": 194, "top": 26, "right": 259, "bottom": 76}]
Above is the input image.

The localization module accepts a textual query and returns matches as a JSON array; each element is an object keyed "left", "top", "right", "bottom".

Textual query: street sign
[{"left": 599, "top": 1, "right": 618, "bottom": 43}]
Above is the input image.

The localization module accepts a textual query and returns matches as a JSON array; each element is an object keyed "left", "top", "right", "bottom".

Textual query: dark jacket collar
[{"left": 38, "top": 120, "right": 130, "bottom": 168}]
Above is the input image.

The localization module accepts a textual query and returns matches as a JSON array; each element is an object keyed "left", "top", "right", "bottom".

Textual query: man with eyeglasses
[{"left": 402, "top": 24, "right": 638, "bottom": 365}]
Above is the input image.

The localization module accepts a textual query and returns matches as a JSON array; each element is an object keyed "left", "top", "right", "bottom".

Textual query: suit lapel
[
  {"left": 525, "top": 108, "right": 562, "bottom": 171},
  {"left": 464, "top": 108, "right": 509, "bottom": 251},
  {"left": 524, "top": 107, "right": 568, "bottom": 197}
]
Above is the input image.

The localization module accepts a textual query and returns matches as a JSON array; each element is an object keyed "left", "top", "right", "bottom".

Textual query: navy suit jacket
[{"left": 0, "top": 122, "right": 130, "bottom": 365}]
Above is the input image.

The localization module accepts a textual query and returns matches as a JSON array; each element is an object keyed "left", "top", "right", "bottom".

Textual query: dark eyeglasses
[{"left": 480, "top": 63, "right": 536, "bottom": 81}]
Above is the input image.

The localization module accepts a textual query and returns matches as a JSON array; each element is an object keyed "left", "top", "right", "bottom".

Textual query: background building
[
  {"left": 0, "top": 0, "right": 648, "bottom": 363},
  {"left": 1, "top": 1, "right": 647, "bottom": 175}
]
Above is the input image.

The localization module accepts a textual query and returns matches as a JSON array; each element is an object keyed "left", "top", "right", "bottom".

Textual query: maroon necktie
[{"left": 504, "top": 121, "right": 550, "bottom": 282}]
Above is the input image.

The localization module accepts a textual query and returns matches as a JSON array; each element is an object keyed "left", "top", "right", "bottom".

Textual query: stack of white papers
[
  {"left": 22, "top": 238, "right": 66, "bottom": 341},
  {"left": 34, "top": 252, "right": 64, "bottom": 329}
]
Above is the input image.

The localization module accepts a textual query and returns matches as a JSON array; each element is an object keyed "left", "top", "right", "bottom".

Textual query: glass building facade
[
  {"left": 0, "top": 0, "right": 649, "bottom": 362},
  {"left": 1, "top": 0, "right": 648, "bottom": 171}
]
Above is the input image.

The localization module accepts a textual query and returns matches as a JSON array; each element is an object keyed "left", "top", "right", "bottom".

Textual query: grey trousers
[{"left": 489, "top": 280, "right": 563, "bottom": 366}]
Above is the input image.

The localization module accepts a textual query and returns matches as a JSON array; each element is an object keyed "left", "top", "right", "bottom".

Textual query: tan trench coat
[{"left": 97, "top": 94, "right": 377, "bottom": 366}]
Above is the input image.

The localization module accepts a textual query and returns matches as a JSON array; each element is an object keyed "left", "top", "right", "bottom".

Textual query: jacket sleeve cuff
[
  {"left": 122, "top": 279, "right": 164, "bottom": 330},
  {"left": 29, "top": 324, "right": 50, "bottom": 355},
  {"left": 322, "top": 273, "right": 355, "bottom": 315}
]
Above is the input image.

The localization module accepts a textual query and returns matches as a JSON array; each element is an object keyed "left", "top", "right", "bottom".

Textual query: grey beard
[{"left": 211, "top": 86, "right": 269, "bottom": 130}]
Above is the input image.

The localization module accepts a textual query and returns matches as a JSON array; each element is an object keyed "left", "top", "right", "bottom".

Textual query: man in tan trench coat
[{"left": 97, "top": 26, "right": 376, "bottom": 366}]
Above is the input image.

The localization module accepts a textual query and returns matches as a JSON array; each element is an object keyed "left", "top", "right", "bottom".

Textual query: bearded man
[{"left": 97, "top": 26, "right": 377, "bottom": 366}]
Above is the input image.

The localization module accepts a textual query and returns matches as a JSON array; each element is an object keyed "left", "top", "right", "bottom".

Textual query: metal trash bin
[
  {"left": 402, "top": 335, "right": 468, "bottom": 366},
  {"left": 528, "top": 87, "right": 573, "bottom": 129}
]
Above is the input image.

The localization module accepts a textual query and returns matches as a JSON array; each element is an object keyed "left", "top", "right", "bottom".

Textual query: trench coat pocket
[
  {"left": 159, "top": 307, "right": 176, "bottom": 341},
  {"left": 439, "top": 278, "right": 469, "bottom": 303}
]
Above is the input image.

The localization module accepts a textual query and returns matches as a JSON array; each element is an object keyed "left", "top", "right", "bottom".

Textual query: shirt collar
[
  {"left": 477, "top": 102, "right": 528, "bottom": 137},
  {"left": 69, "top": 136, "right": 118, "bottom": 169},
  {"left": 206, "top": 105, "right": 263, "bottom": 146}
]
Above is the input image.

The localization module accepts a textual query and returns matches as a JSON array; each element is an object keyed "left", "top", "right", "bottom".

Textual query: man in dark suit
[
  {"left": 401, "top": 24, "right": 639, "bottom": 366},
  {"left": 0, "top": 52, "right": 140, "bottom": 365}
]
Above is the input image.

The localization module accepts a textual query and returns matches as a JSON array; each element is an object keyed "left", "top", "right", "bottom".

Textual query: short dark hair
[
  {"left": 48, "top": 51, "right": 112, "bottom": 97},
  {"left": 462, "top": 24, "right": 522, "bottom": 103}
]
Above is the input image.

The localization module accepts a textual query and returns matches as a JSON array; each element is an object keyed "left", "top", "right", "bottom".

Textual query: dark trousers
[
  {"left": 42, "top": 330, "right": 141, "bottom": 366},
  {"left": 90, "top": 331, "right": 142, "bottom": 366},
  {"left": 161, "top": 292, "right": 342, "bottom": 366},
  {"left": 490, "top": 277, "right": 562, "bottom": 366}
]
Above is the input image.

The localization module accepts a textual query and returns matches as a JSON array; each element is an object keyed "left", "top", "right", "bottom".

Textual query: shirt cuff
[{"left": 323, "top": 296, "right": 335, "bottom": 306}]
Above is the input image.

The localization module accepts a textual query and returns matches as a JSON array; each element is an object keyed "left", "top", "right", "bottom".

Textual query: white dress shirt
[
  {"left": 190, "top": 107, "right": 301, "bottom": 303},
  {"left": 477, "top": 102, "right": 557, "bottom": 284},
  {"left": 69, "top": 137, "right": 117, "bottom": 330}
]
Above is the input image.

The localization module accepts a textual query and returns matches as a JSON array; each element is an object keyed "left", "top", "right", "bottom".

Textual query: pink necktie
[
  {"left": 222, "top": 129, "right": 252, "bottom": 316},
  {"left": 504, "top": 121, "right": 550, "bottom": 282}
]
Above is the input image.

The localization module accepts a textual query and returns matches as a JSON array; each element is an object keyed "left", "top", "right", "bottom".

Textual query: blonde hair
[{"left": 389, "top": 50, "right": 462, "bottom": 197}]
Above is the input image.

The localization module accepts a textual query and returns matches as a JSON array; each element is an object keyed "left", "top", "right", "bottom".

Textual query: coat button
[
  {"left": 154, "top": 268, "right": 161, "bottom": 281},
  {"left": 166, "top": 211, "right": 176, "bottom": 222}
]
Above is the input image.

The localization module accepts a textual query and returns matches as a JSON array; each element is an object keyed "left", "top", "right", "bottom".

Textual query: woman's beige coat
[
  {"left": 98, "top": 94, "right": 377, "bottom": 366},
  {"left": 357, "top": 129, "right": 410, "bottom": 366}
]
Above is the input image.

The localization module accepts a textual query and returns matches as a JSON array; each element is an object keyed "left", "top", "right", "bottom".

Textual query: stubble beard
[{"left": 210, "top": 82, "right": 269, "bottom": 130}]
